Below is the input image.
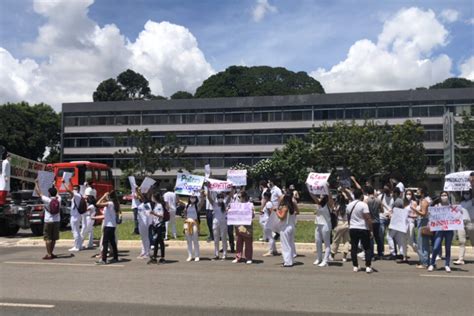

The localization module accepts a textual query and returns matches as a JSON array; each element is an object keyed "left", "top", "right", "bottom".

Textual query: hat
[{"left": 85, "top": 187, "right": 93, "bottom": 196}]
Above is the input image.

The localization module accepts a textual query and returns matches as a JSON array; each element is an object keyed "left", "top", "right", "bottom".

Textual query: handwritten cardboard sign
[
  {"left": 175, "top": 173, "right": 205, "bottom": 196},
  {"left": 388, "top": 207, "right": 409, "bottom": 233},
  {"left": 444, "top": 171, "right": 472, "bottom": 192},
  {"left": 227, "top": 202, "right": 253, "bottom": 226},
  {"left": 429, "top": 205, "right": 464, "bottom": 231},
  {"left": 33, "top": 171, "right": 55, "bottom": 197},
  {"left": 208, "top": 178, "right": 233, "bottom": 192},
  {"left": 305, "top": 172, "right": 330, "bottom": 195},
  {"left": 227, "top": 170, "right": 247, "bottom": 186}
]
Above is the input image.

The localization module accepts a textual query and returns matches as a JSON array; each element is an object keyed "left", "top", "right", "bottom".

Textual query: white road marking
[
  {"left": 420, "top": 274, "right": 474, "bottom": 279},
  {"left": 3, "top": 261, "right": 124, "bottom": 267},
  {"left": 0, "top": 302, "right": 55, "bottom": 308}
]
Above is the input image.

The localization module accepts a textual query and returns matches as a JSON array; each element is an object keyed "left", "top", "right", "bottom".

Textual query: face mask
[
  {"left": 441, "top": 196, "right": 448, "bottom": 203},
  {"left": 464, "top": 194, "right": 471, "bottom": 200},
  {"left": 406, "top": 195, "right": 412, "bottom": 201}
]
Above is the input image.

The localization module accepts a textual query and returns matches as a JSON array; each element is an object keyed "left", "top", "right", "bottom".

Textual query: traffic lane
[{"left": 1, "top": 247, "right": 473, "bottom": 316}]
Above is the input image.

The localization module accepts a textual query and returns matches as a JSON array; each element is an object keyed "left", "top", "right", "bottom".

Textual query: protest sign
[
  {"left": 204, "top": 164, "right": 211, "bottom": 178},
  {"left": 33, "top": 171, "right": 55, "bottom": 197},
  {"left": 128, "top": 176, "right": 137, "bottom": 192},
  {"left": 444, "top": 171, "right": 472, "bottom": 192},
  {"left": 227, "top": 202, "right": 253, "bottom": 226},
  {"left": 9, "top": 153, "right": 46, "bottom": 183},
  {"left": 388, "top": 207, "right": 409, "bottom": 233},
  {"left": 337, "top": 168, "right": 351, "bottom": 188},
  {"left": 140, "top": 177, "right": 156, "bottom": 194},
  {"left": 428, "top": 205, "right": 464, "bottom": 231},
  {"left": 175, "top": 173, "right": 205, "bottom": 196},
  {"left": 305, "top": 173, "right": 330, "bottom": 195},
  {"left": 227, "top": 170, "right": 247, "bottom": 186},
  {"left": 61, "top": 172, "right": 73, "bottom": 189},
  {"left": 208, "top": 178, "right": 233, "bottom": 192}
]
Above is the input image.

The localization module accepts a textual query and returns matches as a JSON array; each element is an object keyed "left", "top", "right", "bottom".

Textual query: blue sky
[{"left": 0, "top": 0, "right": 472, "bottom": 110}]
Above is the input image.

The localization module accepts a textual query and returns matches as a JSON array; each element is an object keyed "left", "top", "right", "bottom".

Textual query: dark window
[
  {"left": 65, "top": 117, "right": 78, "bottom": 126},
  {"left": 394, "top": 107, "right": 409, "bottom": 118},
  {"left": 209, "top": 136, "right": 224, "bottom": 145},
  {"left": 79, "top": 117, "right": 89, "bottom": 126},
  {"left": 225, "top": 135, "right": 238, "bottom": 145},
  {"left": 77, "top": 138, "right": 89, "bottom": 147},
  {"left": 412, "top": 107, "right": 429, "bottom": 117},
  {"left": 169, "top": 115, "right": 181, "bottom": 124},
  {"left": 142, "top": 115, "right": 155, "bottom": 125},
  {"left": 63, "top": 138, "right": 75, "bottom": 147},
  {"left": 90, "top": 138, "right": 102, "bottom": 147},
  {"left": 428, "top": 106, "right": 444, "bottom": 117}
]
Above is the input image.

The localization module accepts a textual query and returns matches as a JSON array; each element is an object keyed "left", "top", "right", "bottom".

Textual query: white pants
[
  {"left": 280, "top": 224, "right": 294, "bottom": 266},
  {"left": 457, "top": 221, "right": 474, "bottom": 260},
  {"left": 165, "top": 211, "right": 177, "bottom": 238},
  {"left": 70, "top": 216, "right": 83, "bottom": 250},
  {"left": 265, "top": 228, "right": 277, "bottom": 253},
  {"left": 213, "top": 219, "right": 227, "bottom": 257},
  {"left": 81, "top": 215, "right": 94, "bottom": 248},
  {"left": 139, "top": 223, "right": 150, "bottom": 256},
  {"left": 315, "top": 224, "right": 331, "bottom": 262},
  {"left": 387, "top": 228, "right": 396, "bottom": 255},
  {"left": 185, "top": 223, "right": 200, "bottom": 258},
  {"left": 290, "top": 224, "right": 296, "bottom": 257},
  {"left": 407, "top": 221, "right": 418, "bottom": 253},
  {"left": 389, "top": 230, "right": 407, "bottom": 257}
]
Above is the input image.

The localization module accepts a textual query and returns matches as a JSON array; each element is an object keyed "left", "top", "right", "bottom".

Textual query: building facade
[{"left": 61, "top": 88, "right": 474, "bottom": 182}]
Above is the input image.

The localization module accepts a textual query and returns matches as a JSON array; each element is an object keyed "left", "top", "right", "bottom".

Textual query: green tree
[
  {"left": 455, "top": 112, "right": 474, "bottom": 170},
  {"left": 429, "top": 77, "right": 474, "bottom": 89},
  {"left": 117, "top": 69, "right": 151, "bottom": 100},
  {"left": 0, "top": 102, "right": 60, "bottom": 161},
  {"left": 114, "top": 129, "right": 187, "bottom": 176},
  {"left": 272, "top": 137, "right": 312, "bottom": 185},
  {"left": 170, "top": 91, "right": 193, "bottom": 99},
  {"left": 92, "top": 78, "right": 127, "bottom": 102},
  {"left": 195, "top": 65, "right": 325, "bottom": 98}
]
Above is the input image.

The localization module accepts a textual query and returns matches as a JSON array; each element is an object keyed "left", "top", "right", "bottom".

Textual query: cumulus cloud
[
  {"left": 311, "top": 7, "right": 453, "bottom": 92},
  {"left": 252, "top": 0, "right": 277, "bottom": 22},
  {"left": 459, "top": 56, "right": 474, "bottom": 80},
  {"left": 0, "top": 0, "right": 214, "bottom": 111},
  {"left": 439, "top": 9, "right": 459, "bottom": 23}
]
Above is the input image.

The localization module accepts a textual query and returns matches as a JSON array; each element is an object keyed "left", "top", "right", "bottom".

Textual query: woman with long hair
[
  {"left": 93, "top": 190, "right": 120, "bottom": 265},
  {"left": 310, "top": 191, "right": 334, "bottom": 267},
  {"left": 330, "top": 190, "right": 351, "bottom": 262},
  {"left": 135, "top": 188, "right": 151, "bottom": 260},
  {"left": 148, "top": 191, "right": 167, "bottom": 264},
  {"left": 275, "top": 193, "right": 296, "bottom": 267},
  {"left": 184, "top": 194, "right": 203, "bottom": 262},
  {"left": 206, "top": 188, "right": 229, "bottom": 260},
  {"left": 232, "top": 191, "right": 255, "bottom": 264}
]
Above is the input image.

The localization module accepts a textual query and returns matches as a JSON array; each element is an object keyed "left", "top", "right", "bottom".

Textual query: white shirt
[
  {"left": 131, "top": 192, "right": 140, "bottom": 209},
  {"left": 378, "top": 193, "right": 393, "bottom": 220},
  {"left": 347, "top": 200, "right": 370, "bottom": 230},
  {"left": 152, "top": 203, "right": 164, "bottom": 225},
  {"left": 460, "top": 199, "right": 473, "bottom": 221},
  {"left": 186, "top": 204, "right": 198, "bottom": 220},
  {"left": 0, "top": 159, "right": 11, "bottom": 191},
  {"left": 137, "top": 202, "right": 151, "bottom": 226},
  {"left": 70, "top": 191, "right": 82, "bottom": 218},
  {"left": 163, "top": 191, "right": 177, "bottom": 212},
  {"left": 396, "top": 182, "right": 405, "bottom": 193},
  {"left": 315, "top": 204, "right": 331, "bottom": 227},
  {"left": 270, "top": 186, "right": 282, "bottom": 208},
  {"left": 41, "top": 195, "right": 61, "bottom": 223},
  {"left": 85, "top": 204, "right": 96, "bottom": 218},
  {"left": 103, "top": 201, "right": 116, "bottom": 227}
]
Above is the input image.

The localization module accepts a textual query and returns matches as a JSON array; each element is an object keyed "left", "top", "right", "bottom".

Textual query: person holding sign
[
  {"left": 231, "top": 192, "right": 255, "bottom": 264},
  {"left": 261, "top": 191, "right": 279, "bottom": 257},
  {"left": 412, "top": 186, "right": 432, "bottom": 269},
  {"left": 274, "top": 193, "right": 297, "bottom": 267},
  {"left": 309, "top": 189, "right": 334, "bottom": 267},
  {"left": 135, "top": 188, "right": 152, "bottom": 260},
  {"left": 206, "top": 189, "right": 230, "bottom": 260},
  {"left": 149, "top": 192, "right": 168, "bottom": 264},
  {"left": 428, "top": 191, "right": 455, "bottom": 273},
  {"left": 183, "top": 195, "right": 204, "bottom": 262},
  {"left": 454, "top": 190, "right": 473, "bottom": 265},
  {"left": 64, "top": 180, "right": 84, "bottom": 252}
]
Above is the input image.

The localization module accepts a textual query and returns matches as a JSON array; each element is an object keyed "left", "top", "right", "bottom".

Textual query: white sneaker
[
  {"left": 318, "top": 261, "right": 328, "bottom": 267},
  {"left": 232, "top": 258, "right": 239, "bottom": 263},
  {"left": 246, "top": 260, "right": 252, "bottom": 265},
  {"left": 186, "top": 256, "right": 192, "bottom": 262},
  {"left": 328, "top": 255, "right": 334, "bottom": 262},
  {"left": 427, "top": 265, "right": 434, "bottom": 272},
  {"left": 221, "top": 256, "right": 226, "bottom": 261},
  {"left": 313, "top": 259, "right": 320, "bottom": 265},
  {"left": 435, "top": 255, "right": 441, "bottom": 261},
  {"left": 194, "top": 257, "right": 200, "bottom": 262},
  {"left": 445, "top": 266, "right": 451, "bottom": 273},
  {"left": 453, "top": 260, "right": 464, "bottom": 265},
  {"left": 68, "top": 247, "right": 79, "bottom": 252},
  {"left": 353, "top": 266, "right": 359, "bottom": 272},
  {"left": 293, "top": 253, "right": 298, "bottom": 258},
  {"left": 151, "top": 245, "right": 155, "bottom": 250},
  {"left": 342, "top": 257, "right": 347, "bottom": 262},
  {"left": 365, "top": 267, "right": 373, "bottom": 274}
]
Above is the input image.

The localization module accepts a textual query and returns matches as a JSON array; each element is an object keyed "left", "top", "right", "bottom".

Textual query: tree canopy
[
  {"left": 170, "top": 91, "right": 193, "bottom": 99},
  {"left": 0, "top": 102, "right": 60, "bottom": 161},
  {"left": 93, "top": 69, "right": 153, "bottom": 102},
  {"left": 194, "top": 65, "right": 325, "bottom": 98},
  {"left": 429, "top": 77, "right": 474, "bottom": 89}
]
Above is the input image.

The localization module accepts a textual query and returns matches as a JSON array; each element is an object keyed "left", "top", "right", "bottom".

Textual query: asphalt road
[{"left": 1, "top": 246, "right": 473, "bottom": 315}]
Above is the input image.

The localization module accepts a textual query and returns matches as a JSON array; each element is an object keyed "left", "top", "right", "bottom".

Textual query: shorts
[{"left": 43, "top": 222, "right": 60, "bottom": 241}]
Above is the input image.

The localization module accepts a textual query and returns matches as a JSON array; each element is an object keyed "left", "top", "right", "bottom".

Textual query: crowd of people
[{"left": 33, "top": 172, "right": 474, "bottom": 274}]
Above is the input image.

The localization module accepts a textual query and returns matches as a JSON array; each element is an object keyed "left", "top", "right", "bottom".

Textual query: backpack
[
  {"left": 49, "top": 197, "right": 60, "bottom": 215},
  {"left": 77, "top": 197, "right": 88, "bottom": 214}
]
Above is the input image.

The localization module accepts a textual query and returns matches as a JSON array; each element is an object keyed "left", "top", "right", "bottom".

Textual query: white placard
[
  {"left": 388, "top": 207, "right": 409, "bottom": 233},
  {"left": 227, "top": 202, "right": 253, "bottom": 226},
  {"left": 208, "top": 178, "right": 233, "bottom": 192},
  {"left": 175, "top": 173, "right": 205, "bottom": 196},
  {"left": 429, "top": 205, "right": 464, "bottom": 231},
  {"left": 444, "top": 171, "right": 472, "bottom": 192},
  {"left": 79, "top": 185, "right": 86, "bottom": 196},
  {"left": 128, "top": 176, "right": 137, "bottom": 191},
  {"left": 266, "top": 211, "right": 282, "bottom": 233},
  {"left": 204, "top": 164, "right": 211, "bottom": 178},
  {"left": 61, "top": 171, "right": 73, "bottom": 189},
  {"left": 33, "top": 171, "right": 55, "bottom": 197},
  {"left": 140, "top": 177, "right": 156, "bottom": 194},
  {"left": 305, "top": 172, "right": 330, "bottom": 195},
  {"left": 227, "top": 169, "right": 247, "bottom": 186}
]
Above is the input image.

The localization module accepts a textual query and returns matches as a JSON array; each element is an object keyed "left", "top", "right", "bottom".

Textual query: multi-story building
[{"left": 61, "top": 88, "right": 473, "bottom": 185}]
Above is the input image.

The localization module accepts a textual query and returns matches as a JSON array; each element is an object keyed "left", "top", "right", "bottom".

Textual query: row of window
[
  {"left": 63, "top": 130, "right": 443, "bottom": 148},
  {"left": 64, "top": 105, "right": 450, "bottom": 127}
]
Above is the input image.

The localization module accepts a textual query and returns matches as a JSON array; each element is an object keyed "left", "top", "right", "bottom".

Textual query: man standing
[
  {"left": 366, "top": 186, "right": 383, "bottom": 260},
  {"left": 163, "top": 186, "right": 178, "bottom": 239},
  {"left": 0, "top": 153, "right": 12, "bottom": 206},
  {"left": 64, "top": 180, "right": 83, "bottom": 252}
]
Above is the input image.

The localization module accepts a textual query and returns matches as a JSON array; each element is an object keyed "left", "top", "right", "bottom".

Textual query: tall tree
[
  {"left": 170, "top": 91, "right": 193, "bottom": 99},
  {"left": 455, "top": 112, "right": 474, "bottom": 170},
  {"left": 93, "top": 78, "right": 127, "bottom": 102},
  {"left": 429, "top": 77, "right": 474, "bottom": 89},
  {"left": 117, "top": 69, "right": 151, "bottom": 100},
  {"left": 194, "top": 65, "right": 325, "bottom": 98}
]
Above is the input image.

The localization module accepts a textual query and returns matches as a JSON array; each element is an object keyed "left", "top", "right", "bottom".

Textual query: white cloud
[
  {"left": 0, "top": 0, "right": 214, "bottom": 111},
  {"left": 439, "top": 9, "right": 459, "bottom": 23},
  {"left": 459, "top": 56, "right": 474, "bottom": 80},
  {"left": 467, "top": 18, "right": 474, "bottom": 25},
  {"left": 311, "top": 7, "right": 453, "bottom": 92},
  {"left": 252, "top": 0, "right": 277, "bottom": 22}
]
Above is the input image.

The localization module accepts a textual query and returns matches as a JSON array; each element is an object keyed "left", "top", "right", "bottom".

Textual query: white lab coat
[
  {"left": 137, "top": 202, "right": 151, "bottom": 256},
  {"left": 0, "top": 159, "right": 11, "bottom": 191}
]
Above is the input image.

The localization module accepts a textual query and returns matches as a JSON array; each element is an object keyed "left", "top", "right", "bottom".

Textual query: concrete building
[{"left": 61, "top": 88, "right": 474, "bottom": 184}]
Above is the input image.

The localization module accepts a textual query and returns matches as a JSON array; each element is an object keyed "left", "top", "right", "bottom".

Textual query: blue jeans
[
  {"left": 430, "top": 230, "right": 453, "bottom": 266},
  {"left": 370, "top": 222, "right": 384, "bottom": 257},
  {"left": 417, "top": 218, "right": 431, "bottom": 266}
]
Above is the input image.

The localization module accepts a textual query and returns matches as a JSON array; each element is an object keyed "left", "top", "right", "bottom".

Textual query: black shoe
[
  {"left": 147, "top": 258, "right": 158, "bottom": 264},
  {"left": 159, "top": 258, "right": 165, "bottom": 263},
  {"left": 230, "top": 249, "right": 236, "bottom": 253},
  {"left": 109, "top": 258, "right": 120, "bottom": 264}
]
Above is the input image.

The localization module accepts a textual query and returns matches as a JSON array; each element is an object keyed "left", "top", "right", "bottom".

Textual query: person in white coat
[
  {"left": 135, "top": 188, "right": 152, "bottom": 259},
  {"left": 81, "top": 189, "right": 97, "bottom": 249},
  {"left": 274, "top": 193, "right": 297, "bottom": 267},
  {"left": 64, "top": 180, "right": 83, "bottom": 252},
  {"left": 184, "top": 195, "right": 204, "bottom": 262},
  {"left": 0, "top": 153, "right": 11, "bottom": 206},
  {"left": 310, "top": 190, "right": 334, "bottom": 267},
  {"left": 261, "top": 191, "right": 278, "bottom": 256},
  {"left": 163, "top": 186, "right": 178, "bottom": 239},
  {"left": 454, "top": 190, "right": 473, "bottom": 265},
  {"left": 206, "top": 188, "right": 229, "bottom": 260}
]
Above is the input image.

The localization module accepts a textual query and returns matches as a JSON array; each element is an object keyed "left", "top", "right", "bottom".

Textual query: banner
[
  {"left": 428, "top": 205, "right": 464, "bottom": 232},
  {"left": 388, "top": 207, "right": 409, "bottom": 233},
  {"left": 444, "top": 171, "right": 472, "bottom": 192},
  {"left": 140, "top": 177, "right": 156, "bottom": 194},
  {"left": 208, "top": 178, "right": 233, "bottom": 192},
  {"left": 305, "top": 172, "right": 330, "bottom": 195},
  {"left": 175, "top": 173, "right": 205, "bottom": 196},
  {"left": 33, "top": 171, "right": 55, "bottom": 197},
  {"left": 227, "top": 170, "right": 247, "bottom": 186},
  {"left": 9, "top": 153, "right": 46, "bottom": 183},
  {"left": 227, "top": 202, "right": 253, "bottom": 226}
]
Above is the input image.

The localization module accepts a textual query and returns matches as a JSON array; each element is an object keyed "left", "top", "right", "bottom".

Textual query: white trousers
[
  {"left": 265, "top": 228, "right": 277, "bottom": 253},
  {"left": 70, "top": 216, "right": 83, "bottom": 249},
  {"left": 457, "top": 221, "right": 474, "bottom": 260},
  {"left": 389, "top": 230, "right": 407, "bottom": 257},
  {"left": 165, "top": 211, "right": 177, "bottom": 238},
  {"left": 139, "top": 223, "right": 150, "bottom": 256},
  {"left": 81, "top": 215, "right": 94, "bottom": 248},
  {"left": 185, "top": 223, "right": 200, "bottom": 258},
  {"left": 280, "top": 224, "right": 294, "bottom": 266},
  {"left": 407, "top": 222, "right": 418, "bottom": 253},
  {"left": 315, "top": 224, "right": 331, "bottom": 262},
  {"left": 213, "top": 219, "right": 227, "bottom": 257}
]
